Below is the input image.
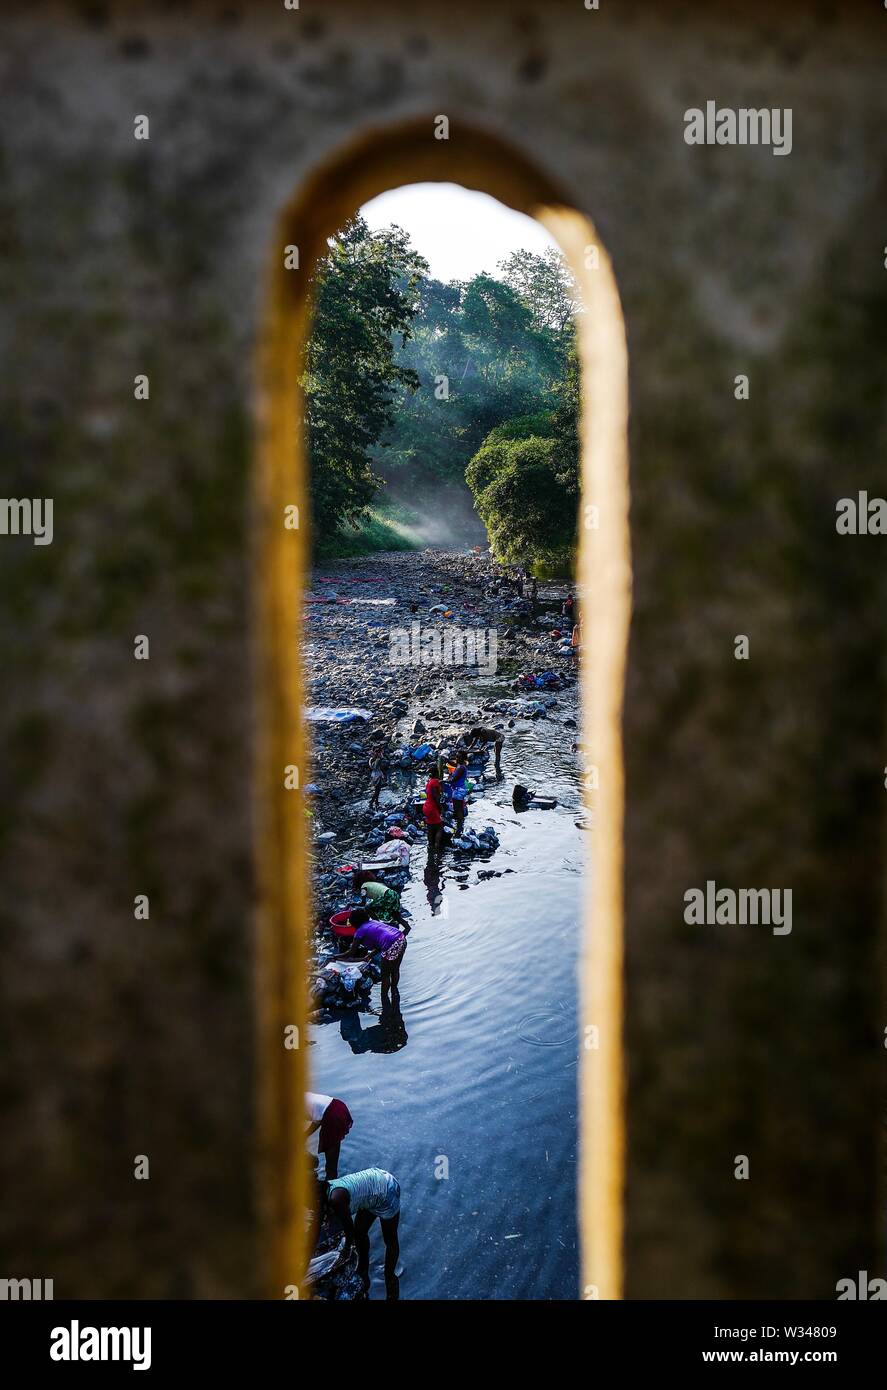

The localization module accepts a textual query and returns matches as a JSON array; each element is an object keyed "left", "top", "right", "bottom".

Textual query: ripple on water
[{"left": 517, "top": 1001, "right": 575, "bottom": 1047}]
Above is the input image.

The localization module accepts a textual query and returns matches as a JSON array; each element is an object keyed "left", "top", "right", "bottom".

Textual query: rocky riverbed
[{"left": 303, "top": 548, "right": 579, "bottom": 942}]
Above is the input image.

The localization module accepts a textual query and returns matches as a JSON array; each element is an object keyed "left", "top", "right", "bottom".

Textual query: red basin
[{"left": 329, "top": 910, "right": 356, "bottom": 938}]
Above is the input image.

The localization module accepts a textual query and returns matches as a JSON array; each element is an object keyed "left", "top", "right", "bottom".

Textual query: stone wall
[{"left": 0, "top": 0, "right": 884, "bottom": 1297}]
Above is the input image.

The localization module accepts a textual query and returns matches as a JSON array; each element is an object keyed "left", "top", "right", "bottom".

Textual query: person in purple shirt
[{"left": 339, "top": 908, "right": 407, "bottom": 999}]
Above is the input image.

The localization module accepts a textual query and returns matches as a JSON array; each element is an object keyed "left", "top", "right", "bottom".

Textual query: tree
[
  {"left": 465, "top": 397, "right": 580, "bottom": 572},
  {"left": 497, "top": 247, "right": 580, "bottom": 339},
  {"left": 375, "top": 262, "right": 573, "bottom": 496},
  {"left": 304, "top": 216, "right": 427, "bottom": 539}
]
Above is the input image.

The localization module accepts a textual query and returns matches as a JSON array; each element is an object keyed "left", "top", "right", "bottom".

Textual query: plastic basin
[{"left": 329, "top": 910, "right": 357, "bottom": 938}]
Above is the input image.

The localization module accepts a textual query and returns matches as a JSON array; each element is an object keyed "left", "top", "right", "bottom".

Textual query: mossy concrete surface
[{"left": 0, "top": 0, "right": 885, "bottom": 1297}]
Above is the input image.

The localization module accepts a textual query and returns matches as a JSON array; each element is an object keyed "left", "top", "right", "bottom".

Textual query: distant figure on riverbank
[
  {"left": 423, "top": 771, "right": 445, "bottom": 859},
  {"left": 461, "top": 724, "right": 504, "bottom": 778},
  {"left": 326, "top": 1166, "right": 401, "bottom": 1299},
  {"left": 562, "top": 592, "right": 575, "bottom": 624},
  {"left": 368, "top": 742, "right": 389, "bottom": 809},
  {"left": 341, "top": 909, "right": 407, "bottom": 998},
  {"left": 306, "top": 1091, "right": 353, "bottom": 1181}
]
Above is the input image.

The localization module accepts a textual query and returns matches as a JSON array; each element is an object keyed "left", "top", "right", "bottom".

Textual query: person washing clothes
[
  {"left": 423, "top": 769, "right": 445, "bottom": 859},
  {"left": 462, "top": 724, "right": 505, "bottom": 779},
  {"left": 447, "top": 751, "right": 470, "bottom": 834},
  {"left": 305, "top": 1091, "right": 353, "bottom": 1180},
  {"left": 326, "top": 1166, "right": 401, "bottom": 1299},
  {"left": 340, "top": 909, "right": 407, "bottom": 998},
  {"left": 359, "top": 878, "right": 411, "bottom": 932}
]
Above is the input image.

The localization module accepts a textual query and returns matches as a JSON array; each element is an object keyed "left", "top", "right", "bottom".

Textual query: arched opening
[{"left": 253, "top": 118, "right": 630, "bottom": 1299}]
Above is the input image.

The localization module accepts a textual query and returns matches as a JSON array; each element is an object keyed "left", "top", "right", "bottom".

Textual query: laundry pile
[
  {"left": 450, "top": 824, "right": 500, "bottom": 854},
  {"left": 307, "top": 1236, "right": 366, "bottom": 1301},
  {"left": 513, "top": 670, "right": 568, "bottom": 691},
  {"left": 310, "top": 957, "right": 381, "bottom": 1011}
]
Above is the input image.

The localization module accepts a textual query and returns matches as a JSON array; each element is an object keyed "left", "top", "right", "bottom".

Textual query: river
[{"left": 308, "top": 672, "right": 584, "bottom": 1300}]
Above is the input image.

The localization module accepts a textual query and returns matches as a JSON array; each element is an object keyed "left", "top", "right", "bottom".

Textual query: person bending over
[
  {"left": 326, "top": 1166, "right": 401, "bottom": 1299},
  {"left": 305, "top": 1091, "right": 353, "bottom": 1180},
  {"left": 341, "top": 908, "right": 407, "bottom": 998},
  {"left": 359, "top": 878, "right": 411, "bottom": 932},
  {"left": 462, "top": 724, "right": 504, "bottom": 778}
]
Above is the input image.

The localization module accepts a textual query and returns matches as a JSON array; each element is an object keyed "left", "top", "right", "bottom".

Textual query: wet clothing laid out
[
  {"left": 329, "top": 1168, "right": 402, "bottom": 1220},
  {"left": 353, "top": 919, "right": 403, "bottom": 954},
  {"left": 371, "top": 839, "right": 411, "bottom": 867},
  {"left": 423, "top": 776, "right": 443, "bottom": 825}
]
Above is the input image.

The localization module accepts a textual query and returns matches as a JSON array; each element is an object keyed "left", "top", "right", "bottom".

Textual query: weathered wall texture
[{"left": 0, "top": 0, "right": 884, "bottom": 1297}]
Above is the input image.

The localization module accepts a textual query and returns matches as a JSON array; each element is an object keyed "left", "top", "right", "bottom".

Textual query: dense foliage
[
  {"left": 465, "top": 349, "right": 580, "bottom": 571},
  {"left": 305, "top": 221, "right": 580, "bottom": 568},
  {"left": 304, "top": 216, "right": 427, "bottom": 539}
]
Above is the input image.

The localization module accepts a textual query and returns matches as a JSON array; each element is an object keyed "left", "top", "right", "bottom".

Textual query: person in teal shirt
[{"left": 327, "top": 1167, "right": 401, "bottom": 1298}]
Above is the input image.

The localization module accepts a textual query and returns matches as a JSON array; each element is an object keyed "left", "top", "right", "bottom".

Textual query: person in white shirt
[{"left": 305, "top": 1091, "right": 353, "bottom": 1180}]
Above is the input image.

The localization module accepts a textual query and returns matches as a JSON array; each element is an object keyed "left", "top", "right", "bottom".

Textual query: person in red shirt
[{"left": 422, "top": 772, "right": 445, "bottom": 860}]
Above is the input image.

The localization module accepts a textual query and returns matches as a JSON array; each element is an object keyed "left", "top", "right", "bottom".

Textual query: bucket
[{"left": 329, "top": 910, "right": 357, "bottom": 938}]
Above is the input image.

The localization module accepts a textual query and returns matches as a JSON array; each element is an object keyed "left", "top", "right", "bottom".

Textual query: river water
[{"left": 308, "top": 677, "right": 584, "bottom": 1300}]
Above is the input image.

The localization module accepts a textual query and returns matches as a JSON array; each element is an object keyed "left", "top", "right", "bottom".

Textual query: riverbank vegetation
[{"left": 305, "top": 216, "right": 581, "bottom": 573}]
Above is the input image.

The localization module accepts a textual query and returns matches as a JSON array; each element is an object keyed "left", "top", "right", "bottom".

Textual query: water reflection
[{"left": 338, "top": 996, "right": 409, "bottom": 1055}]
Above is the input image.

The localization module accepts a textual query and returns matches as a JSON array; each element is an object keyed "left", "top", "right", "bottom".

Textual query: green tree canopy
[
  {"left": 304, "top": 226, "right": 581, "bottom": 563},
  {"left": 465, "top": 347, "right": 581, "bottom": 572},
  {"left": 304, "top": 215, "right": 427, "bottom": 538},
  {"left": 372, "top": 250, "right": 578, "bottom": 495}
]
